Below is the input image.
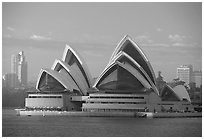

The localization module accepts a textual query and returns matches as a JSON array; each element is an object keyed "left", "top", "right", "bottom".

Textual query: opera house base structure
[{"left": 17, "top": 35, "right": 200, "bottom": 117}]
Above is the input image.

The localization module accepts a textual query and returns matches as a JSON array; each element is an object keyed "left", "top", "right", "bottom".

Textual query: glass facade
[
  {"left": 38, "top": 72, "right": 65, "bottom": 91},
  {"left": 118, "top": 56, "right": 150, "bottom": 85},
  {"left": 83, "top": 93, "right": 148, "bottom": 112},
  {"left": 97, "top": 65, "right": 145, "bottom": 91},
  {"left": 83, "top": 108, "right": 146, "bottom": 112},
  {"left": 29, "top": 96, "right": 62, "bottom": 98},
  {"left": 54, "top": 63, "right": 63, "bottom": 72}
]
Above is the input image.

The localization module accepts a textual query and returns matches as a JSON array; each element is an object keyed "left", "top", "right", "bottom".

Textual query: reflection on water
[{"left": 2, "top": 108, "right": 202, "bottom": 137}]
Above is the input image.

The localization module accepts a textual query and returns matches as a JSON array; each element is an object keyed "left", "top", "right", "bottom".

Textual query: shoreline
[{"left": 15, "top": 109, "right": 202, "bottom": 118}]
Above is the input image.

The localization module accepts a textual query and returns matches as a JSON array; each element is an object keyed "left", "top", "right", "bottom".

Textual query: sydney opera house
[{"left": 25, "top": 35, "right": 193, "bottom": 113}]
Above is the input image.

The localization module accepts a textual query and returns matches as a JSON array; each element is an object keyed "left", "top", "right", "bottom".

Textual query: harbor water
[{"left": 2, "top": 108, "right": 202, "bottom": 137}]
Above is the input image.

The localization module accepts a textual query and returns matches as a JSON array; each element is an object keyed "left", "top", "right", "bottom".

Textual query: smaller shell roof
[
  {"left": 36, "top": 68, "right": 69, "bottom": 90},
  {"left": 161, "top": 84, "right": 191, "bottom": 102},
  {"left": 36, "top": 68, "right": 81, "bottom": 93},
  {"left": 172, "top": 85, "right": 191, "bottom": 102}
]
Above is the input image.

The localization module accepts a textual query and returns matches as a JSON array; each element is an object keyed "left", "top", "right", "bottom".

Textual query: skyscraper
[
  {"left": 192, "top": 70, "right": 202, "bottom": 88},
  {"left": 177, "top": 65, "right": 193, "bottom": 85},
  {"left": 11, "top": 54, "right": 18, "bottom": 74},
  {"left": 11, "top": 51, "right": 28, "bottom": 87},
  {"left": 17, "top": 51, "right": 27, "bottom": 86}
]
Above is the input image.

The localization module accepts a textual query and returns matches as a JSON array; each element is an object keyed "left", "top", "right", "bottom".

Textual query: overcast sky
[{"left": 2, "top": 2, "right": 202, "bottom": 82}]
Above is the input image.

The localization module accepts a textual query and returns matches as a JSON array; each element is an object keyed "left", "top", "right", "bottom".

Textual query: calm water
[{"left": 2, "top": 108, "right": 202, "bottom": 137}]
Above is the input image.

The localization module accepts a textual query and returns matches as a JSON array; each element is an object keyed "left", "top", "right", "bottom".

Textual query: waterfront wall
[{"left": 18, "top": 110, "right": 201, "bottom": 118}]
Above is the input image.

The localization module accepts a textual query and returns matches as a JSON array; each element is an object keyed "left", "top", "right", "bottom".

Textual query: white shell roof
[
  {"left": 161, "top": 84, "right": 191, "bottom": 102},
  {"left": 62, "top": 44, "right": 93, "bottom": 87},
  {"left": 51, "top": 59, "right": 89, "bottom": 95},
  {"left": 109, "top": 35, "right": 156, "bottom": 85},
  {"left": 99, "top": 51, "right": 159, "bottom": 95},
  {"left": 94, "top": 61, "right": 152, "bottom": 90},
  {"left": 35, "top": 36, "right": 161, "bottom": 96},
  {"left": 172, "top": 85, "right": 191, "bottom": 102},
  {"left": 36, "top": 68, "right": 80, "bottom": 92}
]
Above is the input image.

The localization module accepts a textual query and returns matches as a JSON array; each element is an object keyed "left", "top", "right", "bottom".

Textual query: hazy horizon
[{"left": 2, "top": 2, "right": 202, "bottom": 82}]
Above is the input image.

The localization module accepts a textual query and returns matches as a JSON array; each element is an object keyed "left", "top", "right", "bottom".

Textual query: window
[
  {"left": 38, "top": 72, "right": 65, "bottom": 91},
  {"left": 29, "top": 95, "right": 62, "bottom": 98},
  {"left": 97, "top": 65, "right": 145, "bottom": 91}
]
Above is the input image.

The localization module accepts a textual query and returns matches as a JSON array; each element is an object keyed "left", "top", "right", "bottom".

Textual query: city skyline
[{"left": 2, "top": 2, "right": 202, "bottom": 82}]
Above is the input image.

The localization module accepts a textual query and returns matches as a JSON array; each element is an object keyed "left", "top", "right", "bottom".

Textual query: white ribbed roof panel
[
  {"left": 61, "top": 44, "right": 93, "bottom": 87},
  {"left": 94, "top": 51, "right": 159, "bottom": 95},
  {"left": 94, "top": 61, "right": 152, "bottom": 90},
  {"left": 36, "top": 68, "right": 80, "bottom": 92},
  {"left": 51, "top": 59, "right": 89, "bottom": 95},
  {"left": 109, "top": 35, "right": 156, "bottom": 85},
  {"left": 172, "top": 85, "right": 191, "bottom": 102},
  {"left": 119, "top": 62, "right": 152, "bottom": 89}
]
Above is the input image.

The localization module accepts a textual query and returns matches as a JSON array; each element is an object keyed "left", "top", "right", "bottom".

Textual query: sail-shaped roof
[
  {"left": 36, "top": 68, "right": 80, "bottom": 93},
  {"left": 160, "top": 84, "right": 191, "bottom": 102},
  {"left": 160, "top": 85, "right": 180, "bottom": 101},
  {"left": 109, "top": 35, "right": 156, "bottom": 85},
  {"left": 62, "top": 45, "right": 93, "bottom": 88},
  {"left": 172, "top": 85, "right": 191, "bottom": 102},
  {"left": 95, "top": 61, "right": 152, "bottom": 92},
  {"left": 96, "top": 51, "right": 159, "bottom": 95},
  {"left": 51, "top": 59, "right": 89, "bottom": 95},
  {"left": 36, "top": 44, "right": 93, "bottom": 95},
  {"left": 35, "top": 35, "right": 160, "bottom": 96}
]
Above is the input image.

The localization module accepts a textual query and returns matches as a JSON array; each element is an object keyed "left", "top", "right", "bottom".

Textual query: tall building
[
  {"left": 177, "top": 65, "right": 193, "bottom": 85},
  {"left": 11, "top": 51, "right": 28, "bottom": 86},
  {"left": 17, "top": 51, "right": 28, "bottom": 86},
  {"left": 11, "top": 54, "right": 18, "bottom": 73},
  {"left": 192, "top": 70, "right": 202, "bottom": 88}
]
